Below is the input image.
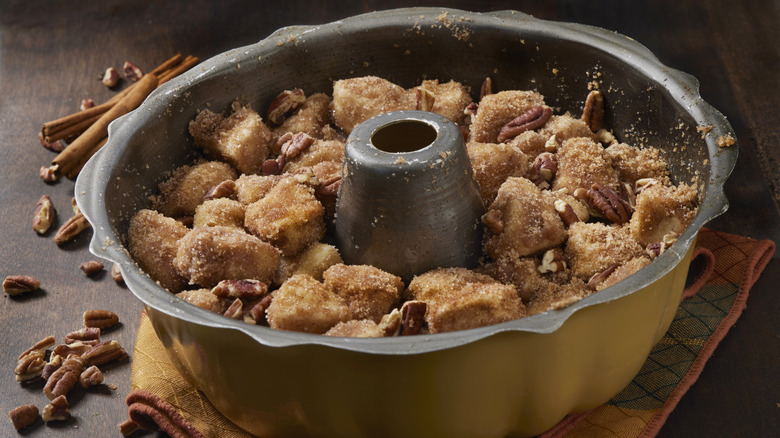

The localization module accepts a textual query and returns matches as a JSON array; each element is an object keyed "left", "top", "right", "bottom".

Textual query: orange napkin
[{"left": 130, "top": 228, "right": 775, "bottom": 438}]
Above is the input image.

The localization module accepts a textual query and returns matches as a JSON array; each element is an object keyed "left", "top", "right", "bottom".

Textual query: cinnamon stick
[
  {"left": 158, "top": 55, "right": 199, "bottom": 85},
  {"left": 66, "top": 137, "right": 108, "bottom": 179},
  {"left": 52, "top": 73, "right": 159, "bottom": 177}
]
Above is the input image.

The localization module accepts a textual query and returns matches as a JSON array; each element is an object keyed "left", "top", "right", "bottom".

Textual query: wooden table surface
[{"left": 1, "top": 1, "right": 778, "bottom": 436}]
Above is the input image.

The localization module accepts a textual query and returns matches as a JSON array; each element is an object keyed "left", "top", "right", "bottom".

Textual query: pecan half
[
  {"left": 554, "top": 199, "right": 580, "bottom": 227},
  {"left": 267, "top": 88, "right": 306, "bottom": 124},
  {"left": 587, "top": 263, "right": 620, "bottom": 290},
  {"left": 15, "top": 351, "right": 46, "bottom": 382},
  {"left": 41, "top": 395, "right": 70, "bottom": 423},
  {"left": 80, "top": 260, "right": 105, "bottom": 277},
  {"left": 480, "top": 77, "right": 493, "bottom": 100},
  {"left": 8, "top": 404, "right": 39, "bottom": 430},
  {"left": 223, "top": 298, "right": 243, "bottom": 319},
  {"left": 83, "top": 309, "right": 120, "bottom": 330},
  {"left": 82, "top": 340, "right": 127, "bottom": 366},
  {"left": 202, "top": 180, "right": 236, "bottom": 202},
  {"left": 64, "top": 327, "right": 101, "bottom": 345},
  {"left": 482, "top": 209, "right": 504, "bottom": 235},
  {"left": 18, "top": 335, "right": 56, "bottom": 360},
  {"left": 315, "top": 176, "right": 341, "bottom": 201},
  {"left": 581, "top": 90, "right": 604, "bottom": 132},
  {"left": 33, "top": 194, "right": 56, "bottom": 235},
  {"left": 261, "top": 155, "right": 286, "bottom": 176},
  {"left": 378, "top": 308, "right": 402, "bottom": 336},
  {"left": 43, "top": 354, "right": 83, "bottom": 400},
  {"left": 399, "top": 300, "right": 427, "bottom": 336},
  {"left": 280, "top": 132, "right": 316, "bottom": 160},
  {"left": 416, "top": 86, "right": 436, "bottom": 111},
  {"left": 54, "top": 341, "right": 92, "bottom": 358},
  {"left": 497, "top": 106, "right": 552, "bottom": 143},
  {"left": 538, "top": 248, "right": 567, "bottom": 274},
  {"left": 529, "top": 152, "right": 557, "bottom": 187},
  {"left": 54, "top": 212, "right": 91, "bottom": 245},
  {"left": 79, "top": 365, "right": 105, "bottom": 388},
  {"left": 80, "top": 98, "right": 96, "bottom": 111},
  {"left": 42, "top": 354, "right": 63, "bottom": 380},
  {"left": 586, "top": 183, "right": 634, "bottom": 224},
  {"left": 126, "top": 389, "right": 205, "bottom": 438},
  {"left": 3, "top": 275, "right": 41, "bottom": 296}
]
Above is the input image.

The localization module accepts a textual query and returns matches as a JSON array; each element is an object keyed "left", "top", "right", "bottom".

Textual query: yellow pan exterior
[{"left": 145, "top": 241, "right": 694, "bottom": 438}]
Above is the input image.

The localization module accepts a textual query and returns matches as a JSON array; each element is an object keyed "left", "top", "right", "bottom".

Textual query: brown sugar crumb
[
  {"left": 272, "top": 93, "right": 331, "bottom": 139},
  {"left": 565, "top": 222, "right": 645, "bottom": 280},
  {"left": 156, "top": 160, "right": 237, "bottom": 217},
  {"left": 266, "top": 274, "right": 349, "bottom": 333},
  {"left": 173, "top": 226, "right": 280, "bottom": 288},
  {"left": 283, "top": 139, "right": 345, "bottom": 173},
  {"left": 469, "top": 90, "right": 546, "bottom": 143},
  {"left": 323, "top": 264, "right": 403, "bottom": 323},
  {"left": 276, "top": 242, "right": 343, "bottom": 285},
  {"left": 331, "top": 76, "right": 416, "bottom": 133},
  {"left": 538, "top": 114, "right": 596, "bottom": 143},
  {"left": 467, "top": 142, "right": 529, "bottom": 205},
  {"left": 418, "top": 79, "right": 473, "bottom": 125},
  {"left": 478, "top": 256, "right": 568, "bottom": 303},
  {"left": 176, "top": 288, "right": 228, "bottom": 314},
  {"left": 128, "top": 209, "right": 189, "bottom": 293},
  {"left": 630, "top": 183, "right": 698, "bottom": 246},
  {"left": 552, "top": 137, "right": 619, "bottom": 193},
  {"left": 604, "top": 142, "right": 671, "bottom": 185},
  {"left": 244, "top": 177, "right": 325, "bottom": 257},
  {"left": 716, "top": 134, "right": 735, "bottom": 148},
  {"left": 483, "top": 177, "right": 566, "bottom": 259},
  {"left": 193, "top": 198, "right": 246, "bottom": 228},
  {"left": 324, "top": 319, "right": 386, "bottom": 338},
  {"left": 189, "top": 100, "right": 274, "bottom": 174},
  {"left": 407, "top": 267, "right": 525, "bottom": 333},
  {"left": 234, "top": 174, "right": 283, "bottom": 205}
]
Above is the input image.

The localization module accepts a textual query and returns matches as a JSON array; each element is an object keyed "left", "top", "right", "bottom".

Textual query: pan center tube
[{"left": 334, "top": 110, "right": 485, "bottom": 282}]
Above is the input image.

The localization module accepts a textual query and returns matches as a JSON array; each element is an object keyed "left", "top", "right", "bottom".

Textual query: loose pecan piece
[
  {"left": 38, "top": 131, "right": 64, "bottom": 152},
  {"left": 261, "top": 155, "right": 286, "bottom": 176},
  {"left": 416, "top": 86, "right": 436, "bottom": 111},
  {"left": 54, "top": 212, "right": 91, "bottom": 245},
  {"left": 8, "top": 404, "right": 39, "bottom": 430},
  {"left": 212, "top": 279, "right": 268, "bottom": 300},
  {"left": 111, "top": 263, "right": 125, "bottom": 284},
  {"left": 581, "top": 90, "right": 604, "bottom": 132},
  {"left": 41, "top": 395, "right": 70, "bottom": 423},
  {"left": 267, "top": 88, "right": 306, "bottom": 124},
  {"left": 538, "top": 248, "right": 567, "bottom": 274},
  {"left": 554, "top": 199, "right": 581, "bottom": 227},
  {"left": 18, "top": 335, "right": 56, "bottom": 360},
  {"left": 243, "top": 292, "right": 274, "bottom": 325},
  {"left": 3, "top": 275, "right": 40, "bottom": 296},
  {"left": 586, "top": 183, "right": 634, "bottom": 225},
  {"left": 15, "top": 351, "right": 46, "bottom": 382},
  {"left": 481, "top": 209, "right": 504, "bottom": 235},
  {"left": 646, "top": 232, "right": 679, "bottom": 259},
  {"left": 64, "top": 327, "right": 101, "bottom": 345},
  {"left": 79, "top": 365, "right": 105, "bottom": 388},
  {"left": 480, "top": 77, "right": 493, "bottom": 100},
  {"left": 41, "top": 354, "right": 63, "bottom": 380},
  {"left": 497, "top": 106, "right": 552, "bottom": 143},
  {"left": 43, "top": 354, "right": 83, "bottom": 400},
  {"left": 315, "top": 176, "right": 341, "bottom": 201},
  {"left": 123, "top": 61, "right": 144, "bottom": 82},
  {"left": 202, "top": 180, "right": 236, "bottom": 202},
  {"left": 280, "top": 132, "right": 316, "bottom": 160},
  {"left": 126, "top": 389, "right": 205, "bottom": 438},
  {"left": 399, "top": 300, "right": 427, "bottom": 336},
  {"left": 223, "top": 298, "right": 244, "bottom": 320},
  {"left": 118, "top": 418, "right": 141, "bottom": 436},
  {"left": 529, "top": 152, "right": 557, "bottom": 188},
  {"left": 33, "top": 194, "right": 56, "bottom": 234},
  {"left": 80, "top": 260, "right": 105, "bottom": 277},
  {"left": 587, "top": 263, "right": 620, "bottom": 290},
  {"left": 82, "top": 340, "right": 127, "bottom": 366},
  {"left": 39, "top": 165, "right": 59, "bottom": 183},
  {"left": 84, "top": 309, "right": 120, "bottom": 330}
]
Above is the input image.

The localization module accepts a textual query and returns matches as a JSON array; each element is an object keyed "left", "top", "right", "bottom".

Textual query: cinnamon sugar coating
[
  {"left": 467, "top": 142, "right": 529, "bottom": 205},
  {"left": 234, "top": 174, "right": 283, "bottom": 205},
  {"left": 244, "top": 177, "right": 325, "bottom": 256},
  {"left": 331, "top": 76, "right": 416, "bottom": 133},
  {"left": 418, "top": 79, "right": 473, "bottom": 125},
  {"left": 273, "top": 93, "right": 331, "bottom": 139},
  {"left": 469, "top": 90, "right": 546, "bottom": 143},
  {"left": 324, "top": 319, "right": 386, "bottom": 338},
  {"left": 630, "top": 183, "right": 698, "bottom": 246},
  {"left": 193, "top": 198, "right": 245, "bottom": 229},
  {"left": 407, "top": 268, "right": 525, "bottom": 334},
  {"left": 266, "top": 274, "right": 349, "bottom": 334},
  {"left": 323, "top": 264, "right": 403, "bottom": 323},
  {"left": 155, "top": 160, "right": 237, "bottom": 217},
  {"left": 508, "top": 131, "right": 548, "bottom": 157},
  {"left": 526, "top": 278, "right": 590, "bottom": 315},
  {"left": 565, "top": 222, "right": 645, "bottom": 280},
  {"left": 128, "top": 209, "right": 189, "bottom": 293},
  {"left": 276, "top": 242, "right": 343, "bottom": 285},
  {"left": 189, "top": 101, "right": 273, "bottom": 174},
  {"left": 595, "top": 257, "right": 651, "bottom": 292},
  {"left": 538, "top": 114, "right": 597, "bottom": 143},
  {"left": 552, "top": 137, "right": 619, "bottom": 193},
  {"left": 483, "top": 177, "right": 566, "bottom": 259},
  {"left": 283, "top": 139, "right": 345, "bottom": 173},
  {"left": 173, "top": 226, "right": 280, "bottom": 288},
  {"left": 176, "top": 289, "right": 228, "bottom": 314},
  {"left": 605, "top": 142, "right": 671, "bottom": 185}
]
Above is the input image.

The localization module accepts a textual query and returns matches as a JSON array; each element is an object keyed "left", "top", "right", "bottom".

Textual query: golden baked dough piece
[
  {"left": 483, "top": 177, "right": 566, "bottom": 259},
  {"left": 594, "top": 257, "right": 651, "bottom": 292},
  {"left": 266, "top": 274, "right": 349, "bottom": 334},
  {"left": 176, "top": 289, "right": 228, "bottom": 314},
  {"left": 604, "top": 142, "right": 671, "bottom": 185},
  {"left": 272, "top": 93, "right": 331, "bottom": 138},
  {"left": 308, "top": 160, "right": 341, "bottom": 182},
  {"left": 478, "top": 255, "right": 569, "bottom": 303},
  {"left": 155, "top": 160, "right": 237, "bottom": 217},
  {"left": 469, "top": 90, "right": 546, "bottom": 143},
  {"left": 565, "top": 222, "right": 645, "bottom": 280},
  {"left": 324, "top": 319, "right": 386, "bottom": 338},
  {"left": 467, "top": 142, "right": 529, "bottom": 206},
  {"left": 127, "top": 209, "right": 189, "bottom": 293},
  {"left": 539, "top": 114, "right": 597, "bottom": 143},
  {"left": 283, "top": 139, "right": 345, "bottom": 173},
  {"left": 234, "top": 174, "right": 283, "bottom": 205},
  {"left": 276, "top": 242, "right": 343, "bottom": 285},
  {"left": 552, "top": 137, "right": 619, "bottom": 193},
  {"left": 630, "top": 183, "right": 698, "bottom": 246},
  {"left": 173, "top": 226, "right": 280, "bottom": 288},
  {"left": 323, "top": 264, "right": 403, "bottom": 323},
  {"left": 193, "top": 198, "right": 245, "bottom": 229},
  {"left": 244, "top": 177, "right": 325, "bottom": 256},
  {"left": 509, "top": 131, "right": 548, "bottom": 157},
  {"left": 526, "top": 278, "right": 590, "bottom": 315},
  {"left": 407, "top": 268, "right": 525, "bottom": 333},
  {"left": 331, "top": 76, "right": 416, "bottom": 133},
  {"left": 189, "top": 101, "right": 274, "bottom": 174},
  {"left": 418, "top": 79, "right": 473, "bottom": 125}
]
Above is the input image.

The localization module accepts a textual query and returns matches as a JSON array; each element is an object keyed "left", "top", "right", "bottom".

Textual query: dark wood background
[{"left": 1, "top": 1, "right": 777, "bottom": 436}]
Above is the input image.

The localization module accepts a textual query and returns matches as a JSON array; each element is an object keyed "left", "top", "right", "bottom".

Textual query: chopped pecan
[
  {"left": 280, "top": 132, "right": 316, "bottom": 160},
  {"left": 223, "top": 298, "right": 243, "bottom": 319},
  {"left": 378, "top": 308, "right": 402, "bottom": 336},
  {"left": 82, "top": 340, "right": 127, "bottom": 366},
  {"left": 315, "top": 176, "right": 341, "bottom": 201},
  {"left": 79, "top": 365, "right": 105, "bottom": 388},
  {"left": 554, "top": 199, "right": 580, "bottom": 226},
  {"left": 54, "top": 341, "right": 92, "bottom": 358},
  {"left": 64, "top": 327, "right": 101, "bottom": 345},
  {"left": 3, "top": 275, "right": 41, "bottom": 296},
  {"left": 33, "top": 194, "right": 56, "bottom": 234},
  {"left": 416, "top": 86, "right": 436, "bottom": 111},
  {"left": 42, "top": 354, "right": 63, "bottom": 380},
  {"left": 84, "top": 309, "right": 120, "bottom": 330},
  {"left": 38, "top": 131, "right": 65, "bottom": 152},
  {"left": 581, "top": 90, "right": 605, "bottom": 132},
  {"left": 8, "top": 404, "right": 39, "bottom": 430},
  {"left": 102, "top": 66, "right": 121, "bottom": 87},
  {"left": 463, "top": 102, "right": 478, "bottom": 117},
  {"left": 544, "top": 135, "right": 559, "bottom": 152},
  {"left": 43, "top": 354, "right": 83, "bottom": 400},
  {"left": 15, "top": 351, "right": 46, "bottom": 382},
  {"left": 211, "top": 279, "right": 268, "bottom": 300},
  {"left": 80, "top": 98, "right": 96, "bottom": 111},
  {"left": 292, "top": 168, "right": 320, "bottom": 187},
  {"left": 17, "top": 335, "right": 55, "bottom": 360},
  {"left": 266, "top": 88, "right": 305, "bottom": 124},
  {"left": 399, "top": 300, "right": 427, "bottom": 336},
  {"left": 126, "top": 389, "right": 205, "bottom": 437},
  {"left": 243, "top": 292, "right": 274, "bottom": 325},
  {"left": 480, "top": 77, "right": 493, "bottom": 100},
  {"left": 202, "top": 180, "right": 236, "bottom": 202},
  {"left": 41, "top": 395, "right": 70, "bottom": 423},
  {"left": 530, "top": 152, "right": 557, "bottom": 186},
  {"left": 587, "top": 263, "right": 620, "bottom": 290},
  {"left": 80, "top": 260, "right": 105, "bottom": 277},
  {"left": 481, "top": 209, "right": 504, "bottom": 235},
  {"left": 54, "top": 212, "right": 91, "bottom": 245},
  {"left": 646, "top": 232, "right": 679, "bottom": 259},
  {"left": 39, "top": 165, "right": 59, "bottom": 183},
  {"left": 123, "top": 61, "right": 144, "bottom": 82},
  {"left": 497, "top": 106, "right": 552, "bottom": 143},
  {"left": 261, "top": 155, "right": 286, "bottom": 176},
  {"left": 586, "top": 183, "right": 634, "bottom": 224},
  {"left": 538, "top": 248, "right": 567, "bottom": 274}
]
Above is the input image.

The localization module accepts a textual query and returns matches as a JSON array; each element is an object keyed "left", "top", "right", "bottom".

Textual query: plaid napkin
[{"left": 129, "top": 228, "right": 775, "bottom": 438}]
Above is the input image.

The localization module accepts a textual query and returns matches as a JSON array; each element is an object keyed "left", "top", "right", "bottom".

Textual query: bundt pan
[{"left": 76, "top": 7, "right": 737, "bottom": 438}]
